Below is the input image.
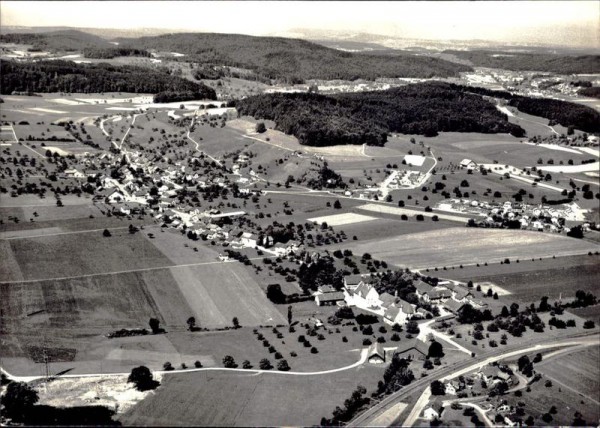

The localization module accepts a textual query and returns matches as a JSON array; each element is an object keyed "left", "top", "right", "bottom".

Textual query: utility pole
[{"left": 42, "top": 348, "right": 49, "bottom": 380}]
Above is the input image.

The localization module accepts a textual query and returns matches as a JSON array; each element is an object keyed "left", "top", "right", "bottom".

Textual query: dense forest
[
  {"left": 456, "top": 84, "right": 600, "bottom": 133},
  {"left": 115, "top": 33, "right": 471, "bottom": 82},
  {"left": 579, "top": 87, "right": 600, "bottom": 99},
  {"left": 444, "top": 50, "right": 600, "bottom": 74},
  {"left": 153, "top": 90, "right": 217, "bottom": 103},
  {"left": 0, "top": 60, "right": 216, "bottom": 98},
  {"left": 0, "top": 30, "right": 111, "bottom": 51},
  {"left": 82, "top": 47, "right": 151, "bottom": 59},
  {"left": 234, "top": 82, "right": 525, "bottom": 147}
]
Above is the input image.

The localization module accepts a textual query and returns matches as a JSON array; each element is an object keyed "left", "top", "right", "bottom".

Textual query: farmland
[
  {"left": 119, "top": 366, "right": 383, "bottom": 426},
  {"left": 342, "top": 227, "right": 600, "bottom": 270},
  {"left": 1, "top": 18, "right": 599, "bottom": 428}
]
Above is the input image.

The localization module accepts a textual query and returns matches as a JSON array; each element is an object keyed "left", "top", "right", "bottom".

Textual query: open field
[
  {"left": 169, "top": 263, "right": 288, "bottom": 328},
  {"left": 343, "top": 227, "right": 600, "bottom": 270},
  {"left": 459, "top": 264, "right": 600, "bottom": 303},
  {"left": 0, "top": 229, "right": 176, "bottom": 282},
  {"left": 119, "top": 365, "right": 383, "bottom": 426},
  {"left": 503, "top": 347, "right": 600, "bottom": 426},
  {"left": 537, "top": 346, "right": 599, "bottom": 400},
  {"left": 308, "top": 212, "right": 378, "bottom": 226}
]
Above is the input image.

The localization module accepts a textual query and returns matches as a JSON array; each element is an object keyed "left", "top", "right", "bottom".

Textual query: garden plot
[{"left": 308, "top": 212, "right": 378, "bottom": 226}]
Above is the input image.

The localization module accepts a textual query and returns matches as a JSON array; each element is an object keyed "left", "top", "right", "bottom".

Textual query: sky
[{"left": 1, "top": 1, "right": 598, "bottom": 47}]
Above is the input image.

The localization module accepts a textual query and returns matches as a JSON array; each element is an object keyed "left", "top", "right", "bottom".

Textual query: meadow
[{"left": 343, "top": 227, "right": 600, "bottom": 270}]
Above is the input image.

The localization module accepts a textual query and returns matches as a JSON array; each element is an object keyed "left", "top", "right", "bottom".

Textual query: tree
[
  {"left": 259, "top": 358, "right": 272, "bottom": 370},
  {"left": 103, "top": 228, "right": 111, "bottom": 237},
  {"left": 406, "top": 321, "right": 420, "bottom": 334},
  {"left": 1, "top": 381, "right": 39, "bottom": 421},
  {"left": 277, "top": 359, "right": 290, "bottom": 371},
  {"left": 222, "top": 355, "right": 237, "bottom": 368},
  {"left": 428, "top": 341, "right": 444, "bottom": 358},
  {"left": 430, "top": 380, "right": 446, "bottom": 395},
  {"left": 128, "top": 366, "right": 159, "bottom": 391},
  {"left": 266, "top": 283, "right": 286, "bottom": 304},
  {"left": 333, "top": 199, "right": 342, "bottom": 209},
  {"left": 232, "top": 317, "right": 240, "bottom": 329},
  {"left": 186, "top": 316, "right": 196, "bottom": 331},
  {"left": 242, "top": 360, "right": 252, "bottom": 369},
  {"left": 256, "top": 122, "right": 267, "bottom": 133},
  {"left": 287, "top": 305, "right": 293, "bottom": 324},
  {"left": 149, "top": 317, "right": 161, "bottom": 334}
]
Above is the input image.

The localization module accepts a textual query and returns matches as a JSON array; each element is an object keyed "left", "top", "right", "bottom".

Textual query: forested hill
[
  {"left": 115, "top": 33, "right": 472, "bottom": 81},
  {"left": 234, "top": 82, "right": 525, "bottom": 147},
  {"left": 456, "top": 85, "right": 600, "bottom": 133},
  {"left": 444, "top": 50, "right": 600, "bottom": 74},
  {"left": 0, "top": 60, "right": 216, "bottom": 98},
  {"left": 0, "top": 30, "right": 111, "bottom": 51}
]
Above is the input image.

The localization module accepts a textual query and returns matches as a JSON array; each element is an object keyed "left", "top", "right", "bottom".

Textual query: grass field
[
  {"left": 343, "top": 227, "right": 600, "bottom": 270},
  {"left": 503, "top": 346, "right": 600, "bottom": 426},
  {"left": 448, "top": 263, "right": 600, "bottom": 303},
  {"left": 537, "top": 346, "right": 599, "bottom": 401},
  {"left": 118, "top": 365, "right": 383, "bottom": 426},
  {"left": 169, "top": 263, "right": 288, "bottom": 328}
]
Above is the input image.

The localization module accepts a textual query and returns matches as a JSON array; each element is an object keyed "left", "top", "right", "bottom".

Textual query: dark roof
[
  {"left": 317, "top": 292, "right": 345, "bottom": 302},
  {"left": 454, "top": 288, "right": 472, "bottom": 300},
  {"left": 429, "top": 288, "right": 452, "bottom": 299},
  {"left": 414, "top": 280, "right": 434, "bottom": 294},
  {"left": 344, "top": 274, "right": 370, "bottom": 286},
  {"left": 444, "top": 299, "right": 466, "bottom": 313}
]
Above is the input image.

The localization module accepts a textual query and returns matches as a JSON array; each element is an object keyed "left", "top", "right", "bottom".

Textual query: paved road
[{"left": 0, "top": 349, "right": 368, "bottom": 383}]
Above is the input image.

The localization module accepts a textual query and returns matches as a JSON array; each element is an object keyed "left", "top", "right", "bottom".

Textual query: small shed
[{"left": 367, "top": 342, "right": 385, "bottom": 364}]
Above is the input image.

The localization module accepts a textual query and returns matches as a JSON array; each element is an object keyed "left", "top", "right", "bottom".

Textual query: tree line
[
  {"left": 0, "top": 59, "right": 216, "bottom": 97},
  {"left": 82, "top": 47, "right": 152, "bottom": 59},
  {"left": 234, "top": 82, "right": 526, "bottom": 147},
  {"left": 444, "top": 50, "right": 600, "bottom": 74}
]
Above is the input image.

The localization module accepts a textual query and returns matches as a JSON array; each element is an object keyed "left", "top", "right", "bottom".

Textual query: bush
[
  {"left": 194, "top": 360, "right": 203, "bottom": 368},
  {"left": 310, "top": 347, "right": 318, "bottom": 354},
  {"left": 362, "top": 338, "right": 372, "bottom": 346}
]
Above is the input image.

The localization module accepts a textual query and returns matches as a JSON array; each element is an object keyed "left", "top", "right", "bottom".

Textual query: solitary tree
[
  {"left": 232, "top": 317, "right": 240, "bottom": 329},
  {"left": 430, "top": 380, "right": 446, "bottom": 395},
  {"left": 428, "top": 341, "right": 444, "bottom": 359},
  {"left": 186, "top": 316, "right": 196, "bottom": 331},
  {"left": 222, "top": 355, "right": 237, "bottom": 368},
  {"left": 103, "top": 228, "right": 111, "bottom": 237},
  {"left": 1, "top": 382, "right": 39, "bottom": 422},
  {"left": 149, "top": 318, "right": 161, "bottom": 334},
  {"left": 287, "top": 305, "right": 293, "bottom": 325},
  {"left": 333, "top": 200, "right": 342, "bottom": 209},
  {"left": 256, "top": 122, "right": 267, "bottom": 133},
  {"left": 128, "top": 366, "right": 159, "bottom": 391},
  {"left": 259, "top": 358, "right": 272, "bottom": 370}
]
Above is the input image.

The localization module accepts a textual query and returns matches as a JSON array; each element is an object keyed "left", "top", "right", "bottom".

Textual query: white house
[
  {"left": 383, "top": 300, "right": 415, "bottom": 325},
  {"left": 460, "top": 159, "right": 477, "bottom": 169},
  {"left": 240, "top": 232, "right": 257, "bottom": 247},
  {"left": 423, "top": 402, "right": 444, "bottom": 420}
]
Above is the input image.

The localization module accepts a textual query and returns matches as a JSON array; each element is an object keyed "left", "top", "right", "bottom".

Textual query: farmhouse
[
  {"left": 415, "top": 281, "right": 434, "bottom": 301},
  {"left": 344, "top": 282, "right": 380, "bottom": 308},
  {"left": 367, "top": 342, "right": 385, "bottom": 364},
  {"left": 443, "top": 299, "right": 466, "bottom": 314},
  {"left": 98, "top": 187, "right": 125, "bottom": 204},
  {"left": 423, "top": 400, "right": 444, "bottom": 420},
  {"left": 240, "top": 232, "right": 258, "bottom": 247},
  {"left": 460, "top": 159, "right": 477, "bottom": 169},
  {"left": 383, "top": 300, "right": 415, "bottom": 325},
  {"left": 393, "top": 338, "right": 430, "bottom": 360},
  {"left": 315, "top": 291, "right": 345, "bottom": 306}
]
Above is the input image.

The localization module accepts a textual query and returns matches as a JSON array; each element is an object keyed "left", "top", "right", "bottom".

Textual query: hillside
[
  {"left": 115, "top": 33, "right": 472, "bottom": 81},
  {"left": 234, "top": 82, "right": 525, "bottom": 147},
  {"left": 459, "top": 85, "right": 600, "bottom": 133},
  {"left": 444, "top": 50, "right": 600, "bottom": 74},
  {"left": 0, "top": 59, "right": 216, "bottom": 98},
  {"left": 0, "top": 30, "right": 111, "bottom": 51}
]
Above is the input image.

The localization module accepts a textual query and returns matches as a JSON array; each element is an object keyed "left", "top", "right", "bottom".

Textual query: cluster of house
[
  {"left": 423, "top": 363, "right": 516, "bottom": 422},
  {"left": 437, "top": 197, "right": 591, "bottom": 230},
  {"left": 313, "top": 274, "right": 487, "bottom": 323}
]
